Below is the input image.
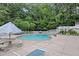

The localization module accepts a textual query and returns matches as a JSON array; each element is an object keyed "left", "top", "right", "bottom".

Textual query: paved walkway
[{"left": 0, "top": 35, "right": 79, "bottom": 56}]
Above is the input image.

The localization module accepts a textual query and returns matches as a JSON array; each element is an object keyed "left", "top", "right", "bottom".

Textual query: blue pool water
[{"left": 17, "top": 34, "right": 49, "bottom": 40}]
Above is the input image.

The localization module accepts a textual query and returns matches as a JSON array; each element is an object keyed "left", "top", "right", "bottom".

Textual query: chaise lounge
[{"left": 27, "top": 49, "right": 45, "bottom": 56}]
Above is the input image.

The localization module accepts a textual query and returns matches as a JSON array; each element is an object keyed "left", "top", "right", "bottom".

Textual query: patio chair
[
  {"left": 27, "top": 49, "right": 45, "bottom": 56},
  {"left": 0, "top": 42, "right": 8, "bottom": 51}
]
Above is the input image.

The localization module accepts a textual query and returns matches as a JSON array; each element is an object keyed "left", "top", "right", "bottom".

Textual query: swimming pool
[{"left": 17, "top": 34, "right": 49, "bottom": 40}]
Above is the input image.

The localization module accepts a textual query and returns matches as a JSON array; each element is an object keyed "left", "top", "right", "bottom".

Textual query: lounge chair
[{"left": 27, "top": 49, "right": 45, "bottom": 56}]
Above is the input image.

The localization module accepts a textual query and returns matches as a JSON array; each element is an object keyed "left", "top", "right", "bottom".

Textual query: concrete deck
[{"left": 0, "top": 35, "right": 79, "bottom": 56}]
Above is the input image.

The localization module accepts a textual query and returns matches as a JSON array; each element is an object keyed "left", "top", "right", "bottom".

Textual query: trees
[
  {"left": 0, "top": 3, "right": 78, "bottom": 31},
  {"left": 13, "top": 19, "right": 36, "bottom": 31}
]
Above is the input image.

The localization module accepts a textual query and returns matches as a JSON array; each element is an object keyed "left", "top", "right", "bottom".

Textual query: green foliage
[
  {"left": 0, "top": 3, "right": 79, "bottom": 31},
  {"left": 0, "top": 20, "right": 4, "bottom": 26},
  {"left": 39, "top": 20, "right": 48, "bottom": 31},
  {"left": 68, "top": 29, "right": 77, "bottom": 35},
  {"left": 25, "top": 16, "right": 33, "bottom": 21},
  {"left": 13, "top": 19, "right": 36, "bottom": 31},
  {"left": 59, "top": 29, "right": 79, "bottom": 36},
  {"left": 47, "top": 22, "right": 58, "bottom": 29},
  {"left": 59, "top": 30, "right": 67, "bottom": 35}
]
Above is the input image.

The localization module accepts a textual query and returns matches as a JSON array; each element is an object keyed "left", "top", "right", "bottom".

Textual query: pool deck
[{"left": 0, "top": 34, "right": 79, "bottom": 56}]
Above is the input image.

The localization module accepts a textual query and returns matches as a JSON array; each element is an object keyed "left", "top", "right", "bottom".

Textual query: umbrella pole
[{"left": 9, "top": 33, "right": 12, "bottom": 45}]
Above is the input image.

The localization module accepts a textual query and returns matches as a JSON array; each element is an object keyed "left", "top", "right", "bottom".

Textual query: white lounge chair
[{"left": 27, "top": 48, "right": 46, "bottom": 56}]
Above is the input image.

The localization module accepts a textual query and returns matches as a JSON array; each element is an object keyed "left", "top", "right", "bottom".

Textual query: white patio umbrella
[{"left": 0, "top": 22, "right": 22, "bottom": 45}]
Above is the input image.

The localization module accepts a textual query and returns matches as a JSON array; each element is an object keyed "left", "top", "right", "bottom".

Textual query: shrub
[
  {"left": 47, "top": 22, "right": 58, "bottom": 29},
  {"left": 68, "top": 29, "right": 77, "bottom": 35},
  {"left": 13, "top": 19, "right": 36, "bottom": 31},
  {"left": 59, "top": 29, "right": 79, "bottom": 36},
  {"left": 59, "top": 30, "right": 66, "bottom": 35}
]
